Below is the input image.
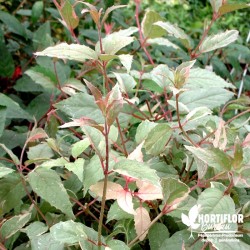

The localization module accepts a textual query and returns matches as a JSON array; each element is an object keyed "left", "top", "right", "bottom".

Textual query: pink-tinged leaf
[
  {"left": 84, "top": 80, "right": 106, "bottom": 113},
  {"left": 134, "top": 207, "right": 151, "bottom": 241},
  {"left": 128, "top": 142, "right": 144, "bottom": 162},
  {"left": 53, "top": 0, "right": 79, "bottom": 30},
  {"left": 243, "top": 133, "right": 250, "bottom": 147},
  {"left": 106, "top": 84, "right": 123, "bottom": 126},
  {"left": 28, "top": 128, "right": 48, "bottom": 142},
  {"left": 89, "top": 181, "right": 123, "bottom": 200},
  {"left": 213, "top": 119, "right": 227, "bottom": 150},
  {"left": 136, "top": 180, "right": 163, "bottom": 200},
  {"left": 117, "top": 189, "right": 136, "bottom": 215},
  {"left": 59, "top": 117, "right": 104, "bottom": 132}
]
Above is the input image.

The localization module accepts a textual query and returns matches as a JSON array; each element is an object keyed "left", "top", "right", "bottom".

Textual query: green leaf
[
  {"left": 209, "top": 238, "right": 250, "bottom": 250},
  {"left": 135, "top": 120, "right": 157, "bottom": 144},
  {"left": 0, "top": 144, "right": 20, "bottom": 165},
  {"left": 161, "top": 177, "right": 190, "bottom": 206},
  {"left": 148, "top": 223, "right": 170, "bottom": 250},
  {"left": 50, "top": 220, "right": 87, "bottom": 244},
  {"left": 0, "top": 10, "right": 26, "bottom": 37},
  {"left": 106, "top": 239, "right": 130, "bottom": 250},
  {"left": 28, "top": 167, "right": 74, "bottom": 219},
  {"left": 27, "top": 143, "right": 54, "bottom": 160},
  {"left": 31, "top": 233, "right": 64, "bottom": 250},
  {"left": 150, "top": 64, "right": 174, "bottom": 89},
  {"left": 0, "top": 213, "right": 31, "bottom": 239},
  {"left": 218, "top": 3, "right": 250, "bottom": 16},
  {"left": 154, "top": 21, "right": 192, "bottom": 49},
  {"left": 160, "top": 230, "right": 203, "bottom": 250},
  {"left": 102, "top": 5, "right": 126, "bottom": 24},
  {"left": 0, "top": 41, "right": 15, "bottom": 77},
  {"left": 65, "top": 158, "right": 84, "bottom": 183},
  {"left": 95, "top": 34, "right": 134, "bottom": 55},
  {"left": 199, "top": 30, "right": 239, "bottom": 53},
  {"left": 147, "top": 37, "right": 180, "bottom": 49},
  {"left": 144, "top": 123, "right": 172, "bottom": 156},
  {"left": 84, "top": 155, "right": 104, "bottom": 196},
  {"left": 60, "top": 0, "right": 79, "bottom": 30},
  {"left": 186, "top": 68, "right": 235, "bottom": 89},
  {"left": 82, "top": 126, "right": 106, "bottom": 159},
  {"left": 54, "top": 92, "right": 104, "bottom": 124},
  {"left": 141, "top": 10, "right": 166, "bottom": 39},
  {"left": 107, "top": 201, "right": 133, "bottom": 223},
  {"left": 106, "top": 84, "right": 123, "bottom": 126},
  {"left": 232, "top": 139, "right": 243, "bottom": 170},
  {"left": 179, "top": 88, "right": 234, "bottom": 110},
  {"left": 113, "top": 72, "right": 137, "bottom": 93},
  {"left": 197, "top": 185, "right": 235, "bottom": 215},
  {"left": 32, "top": 1, "right": 43, "bottom": 23},
  {"left": 185, "top": 146, "right": 232, "bottom": 171},
  {"left": 0, "top": 165, "right": 14, "bottom": 178},
  {"left": 0, "top": 94, "right": 32, "bottom": 120},
  {"left": 113, "top": 159, "right": 160, "bottom": 188},
  {"left": 71, "top": 138, "right": 90, "bottom": 158},
  {"left": 0, "top": 174, "right": 26, "bottom": 216},
  {"left": 233, "top": 168, "right": 250, "bottom": 188},
  {"left": 0, "top": 106, "right": 7, "bottom": 137},
  {"left": 33, "top": 22, "right": 54, "bottom": 51},
  {"left": 35, "top": 43, "right": 98, "bottom": 62},
  {"left": 24, "top": 221, "right": 48, "bottom": 239},
  {"left": 25, "top": 66, "right": 57, "bottom": 90},
  {"left": 118, "top": 54, "right": 133, "bottom": 73}
]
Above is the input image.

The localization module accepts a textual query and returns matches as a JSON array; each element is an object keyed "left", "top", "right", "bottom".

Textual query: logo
[{"left": 181, "top": 205, "right": 244, "bottom": 242}]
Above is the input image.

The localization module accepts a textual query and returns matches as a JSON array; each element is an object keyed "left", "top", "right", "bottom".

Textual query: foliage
[{"left": 0, "top": 0, "right": 250, "bottom": 249}]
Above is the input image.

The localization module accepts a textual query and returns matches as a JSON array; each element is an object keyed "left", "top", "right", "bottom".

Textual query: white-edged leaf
[
  {"left": 96, "top": 34, "right": 134, "bottom": 55},
  {"left": 161, "top": 177, "right": 190, "bottom": 206},
  {"left": 154, "top": 21, "right": 192, "bottom": 48},
  {"left": 113, "top": 72, "right": 137, "bottom": 93},
  {"left": 28, "top": 167, "right": 74, "bottom": 219},
  {"left": 0, "top": 213, "right": 31, "bottom": 239},
  {"left": 209, "top": 0, "right": 223, "bottom": 13},
  {"left": 134, "top": 207, "right": 151, "bottom": 241},
  {"left": 113, "top": 159, "right": 160, "bottom": 188},
  {"left": 35, "top": 43, "right": 98, "bottom": 61},
  {"left": 141, "top": 10, "right": 165, "bottom": 39},
  {"left": 50, "top": 220, "right": 87, "bottom": 244},
  {"left": 89, "top": 181, "right": 123, "bottom": 200},
  {"left": 0, "top": 165, "right": 14, "bottom": 178},
  {"left": 186, "top": 68, "right": 235, "bottom": 89},
  {"left": 150, "top": 64, "right": 174, "bottom": 89},
  {"left": 117, "top": 189, "right": 136, "bottom": 215},
  {"left": 185, "top": 107, "right": 212, "bottom": 122},
  {"left": 24, "top": 221, "right": 48, "bottom": 239},
  {"left": 118, "top": 54, "right": 133, "bottom": 73},
  {"left": 128, "top": 142, "right": 144, "bottom": 162},
  {"left": 102, "top": 5, "right": 126, "bottom": 24},
  {"left": 147, "top": 37, "right": 180, "bottom": 49},
  {"left": 199, "top": 30, "right": 239, "bottom": 53},
  {"left": 179, "top": 88, "right": 234, "bottom": 110}
]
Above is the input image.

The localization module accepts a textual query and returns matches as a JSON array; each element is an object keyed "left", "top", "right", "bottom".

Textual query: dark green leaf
[
  {"left": 28, "top": 168, "right": 75, "bottom": 219},
  {"left": 0, "top": 173, "right": 26, "bottom": 216},
  {"left": 0, "top": 10, "right": 26, "bottom": 37}
]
